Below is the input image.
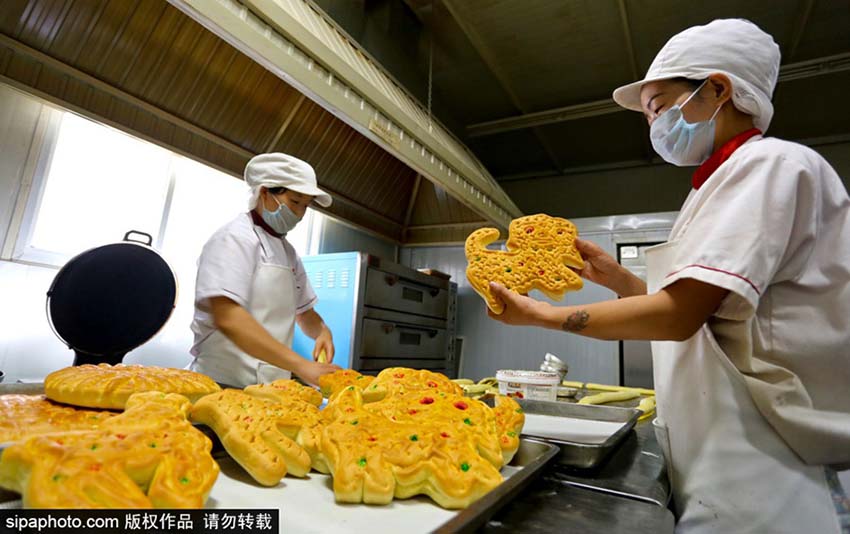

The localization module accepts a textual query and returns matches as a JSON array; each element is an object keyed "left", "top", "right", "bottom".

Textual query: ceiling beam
[
  {"left": 786, "top": 0, "right": 816, "bottom": 62},
  {"left": 263, "top": 92, "right": 306, "bottom": 151},
  {"left": 494, "top": 132, "right": 850, "bottom": 183},
  {"left": 403, "top": 173, "right": 423, "bottom": 229},
  {"left": 468, "top": 51, "right": 850, "bottom": 137},
  {"left": 616, "top": 0, "right": 640, "bottom": 81},
  {"left": 616, "top": 0, "right": 653, "bottom": 162},
  {"left": 406, "top": 221, "right": 488, "bottom": 230},
  {"left": 437, "top": 0, "right": 564, "bottom": 172}
]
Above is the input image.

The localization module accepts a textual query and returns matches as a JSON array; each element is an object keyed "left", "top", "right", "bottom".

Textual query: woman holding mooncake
[{"left": 484, "top": 19, "right": 850, "bottom": 534}]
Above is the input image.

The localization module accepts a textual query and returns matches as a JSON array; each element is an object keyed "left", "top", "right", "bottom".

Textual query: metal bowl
[{"left": 541, "top": 352, "right": 568, "bottom": 381}]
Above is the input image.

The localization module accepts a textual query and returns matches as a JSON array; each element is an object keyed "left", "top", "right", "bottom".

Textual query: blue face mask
[
  {"left": 261, "top": 194, "right": 302, "bottom": 235},
  {"left": 649, "top": 80, "right": 722, "bottom": 167}
]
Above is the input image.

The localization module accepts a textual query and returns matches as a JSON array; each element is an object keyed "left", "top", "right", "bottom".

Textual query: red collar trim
[
  {"left": 250, "top": 210, "right": 283, "bottom": 238},
  {"left": 692, "top": 128, "right": 762, "bottom": 190}
]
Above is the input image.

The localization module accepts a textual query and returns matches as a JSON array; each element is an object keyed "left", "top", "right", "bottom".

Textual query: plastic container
[{"left": 496, "top": 370, "right": 560, "bottom": 402}]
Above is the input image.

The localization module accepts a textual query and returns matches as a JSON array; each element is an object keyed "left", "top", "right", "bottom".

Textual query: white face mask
[
  {"left": 261, "top": 194, "right": 302, "bottom": 235},
  {"left": 649, "top": 80, "right": 723, "bottom": 167}
]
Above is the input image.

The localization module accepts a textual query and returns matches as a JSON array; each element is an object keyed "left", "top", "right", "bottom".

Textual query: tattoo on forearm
[{"left": 562, "top": 310, "right": 590, "bottom": 332}]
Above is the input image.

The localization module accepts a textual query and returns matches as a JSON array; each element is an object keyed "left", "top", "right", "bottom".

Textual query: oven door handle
[
  {"left": 383, "top": 274, "right": 441, "bottom": 298},
  {"left": 380, "top": 323, "right": 439, "bottom": 338}
]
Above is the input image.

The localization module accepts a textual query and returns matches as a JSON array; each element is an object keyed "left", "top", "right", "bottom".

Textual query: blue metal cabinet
[{"left": 292, "top": 252, "right": 363, "bottom": 369}]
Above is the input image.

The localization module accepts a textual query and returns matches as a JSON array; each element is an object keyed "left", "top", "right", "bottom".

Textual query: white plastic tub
[{"left": 496, "top": 370, "right": 560, "bottom": 402}]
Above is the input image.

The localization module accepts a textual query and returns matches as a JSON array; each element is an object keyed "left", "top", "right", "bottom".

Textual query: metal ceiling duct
[{"left": 167, "top": 0, "right": 522, "bottom": 232}]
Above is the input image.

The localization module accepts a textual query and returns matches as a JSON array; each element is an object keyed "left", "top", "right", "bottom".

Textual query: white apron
[
  {"left": 191, "top": 227, "right": 296, "bottom": 388},
  {"left": 646, "top": 239, "right": 840, "bottom": 533}
]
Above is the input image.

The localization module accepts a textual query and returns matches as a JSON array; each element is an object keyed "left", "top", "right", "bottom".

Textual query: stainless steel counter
[{"left": 481, "top": 421, "right": 674, "bottom": 533}]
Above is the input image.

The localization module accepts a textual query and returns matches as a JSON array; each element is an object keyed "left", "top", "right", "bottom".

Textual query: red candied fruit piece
[
  {"left": 393, "top": 373, "right": 405, "bottom": 379},
  {"left": 408, "top": 409, "right": 418, "bottom": 415},
  {"left": 453, "top": 401, "right": 468, "bottom": 410},
  {"left": 427, "top": 381, "right": 438, "bottom": 388},
  {"left": 420, "top": 397, "right": 434, "bottom": 405},
  {"left": 440, "top": 432, "right": 450, "bottom": 438}
]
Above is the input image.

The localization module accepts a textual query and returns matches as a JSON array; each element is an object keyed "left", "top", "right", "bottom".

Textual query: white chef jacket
[
  {"left": 190, "top": 213, "right": 317, "bottom": 356},
  {"left": 660, "top": 134, "right": 850, "bottom": 466}
]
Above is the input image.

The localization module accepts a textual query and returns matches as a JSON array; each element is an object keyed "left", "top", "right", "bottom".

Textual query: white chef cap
[
  {"left": 245, "top": 153, "right": 332, "bottom": 209},
  {"left": 612, "top": 19, "right": 781, "bottom": 132}
]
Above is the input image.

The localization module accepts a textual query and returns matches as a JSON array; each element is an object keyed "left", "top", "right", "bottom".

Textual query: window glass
[{"left": 30, "top": 113, "right": 172, "bottom": 256}]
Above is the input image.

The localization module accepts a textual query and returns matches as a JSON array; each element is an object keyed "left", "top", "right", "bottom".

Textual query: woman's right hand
[
  {"left": 295, "top": 359, "right": 341, "bottom": 387},
  {"left": 574, "top": 238, "right": 647, "bottom": 297}
]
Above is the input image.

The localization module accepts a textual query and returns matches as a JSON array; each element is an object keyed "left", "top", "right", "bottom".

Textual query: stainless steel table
[{"left": 481, "top": 420, "right": 674, "bottom": 533}]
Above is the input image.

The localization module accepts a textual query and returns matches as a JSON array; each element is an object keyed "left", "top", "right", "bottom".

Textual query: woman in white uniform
[
  {"left": 190, "top": 153, "right": 340, "bottom": 388},
  {"left": 487, "top": 19, "right": 850, "bottom": 533}
]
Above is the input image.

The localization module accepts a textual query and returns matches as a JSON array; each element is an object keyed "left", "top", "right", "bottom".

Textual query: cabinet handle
[{"left": 379, "top": 323, "right": 438, "bottom": 338}]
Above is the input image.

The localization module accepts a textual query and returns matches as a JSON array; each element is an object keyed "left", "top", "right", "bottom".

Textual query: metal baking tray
[
  {"left": 514, "top": 399, "right": 640, "bottom": 469},
  {"left": 0, "top": 383, "right": 45, "bottom": 396},
  {"left": 0, "top": 383, "right": 559, "bottom": 532},
  {"left": 434, "top": 438, "right": 558, "bottom": 533},
  {"left": 1, "top": 437, "right": 557, "bottom": 533}
]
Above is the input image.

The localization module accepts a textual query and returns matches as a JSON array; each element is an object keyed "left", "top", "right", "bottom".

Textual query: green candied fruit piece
[
  {"left": 475, "top": 256, "right": 481, "bottom": 261},
  {"left": 180, "top": 477, "right": 190, "bottom": 485},
  {"left": 505, "top": 267, "right": 512, "bottom": 273},
  {"left": 351, "top": 420, "right": 359, "bottom": 426},
  {"left": 149, "top": 443, "right": 157, "bottom": 448},
  {"left": 348, "top": 386, "right": 355, "bottom": 391},
  {"left": 52, "top": 474, "right": 64, "bottom": 482},
  {"left": 463, "top": 418, "right": 472, "bottom": 426},
  {"left": 515, "top": 408, "right": 524, "bottom": 414},
  {"left": 507, "top": 431, "right": 517, "bottom": 438},
  {"left": 460, "top": 462, "right": 470, "bottom": 472},
  {"left": 358, "top": 457, "right": 367, "bottom": 467},
  {"left": 356, "top": 375, "right": 365, "bottom": 380},
  {"left": 409, "top": 434, "right": 418, "bottom": 442},
  {"left": 90, "top": 444, "right": 98, "bottom": 451},
  {"left": 371, "top": 384, "right": 378, "bottom": 389}
]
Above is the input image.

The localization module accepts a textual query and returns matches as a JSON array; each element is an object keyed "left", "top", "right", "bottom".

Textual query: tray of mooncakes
[{"left": 0, "top": 365, "right": 561, "bottom": 533}]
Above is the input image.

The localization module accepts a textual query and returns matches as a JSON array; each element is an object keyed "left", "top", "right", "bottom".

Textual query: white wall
[
  {"left": 319, "top": 217, "right": 397, "bottom": 260},
  {"left": 0, "top": 85, "right": 72, "bottom": 382}
]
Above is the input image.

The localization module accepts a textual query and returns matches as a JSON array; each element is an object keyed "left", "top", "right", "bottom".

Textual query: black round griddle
[{"left": 46, "top": 231, "right": 177, "bottom": 366}]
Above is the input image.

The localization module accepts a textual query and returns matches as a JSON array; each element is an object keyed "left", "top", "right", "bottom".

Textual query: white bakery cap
[
  {"left": 612, "top": 19, "right": 781, "bottom": 132},
  {"left": 245, "top": 153, "right": 332, "bottom": 209}
]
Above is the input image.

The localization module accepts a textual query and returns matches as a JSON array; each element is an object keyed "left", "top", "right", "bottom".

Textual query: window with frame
[{"left": 10, "top": 110, "right": 324, "bottom": 270}]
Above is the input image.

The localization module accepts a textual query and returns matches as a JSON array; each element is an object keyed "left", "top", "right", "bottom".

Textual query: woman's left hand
[
  {"left": 313, "top": 328, "right": 335, "bottom": 363},
  {"left": 487, "top": 282, "right": 549, "bottom": 327}
]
